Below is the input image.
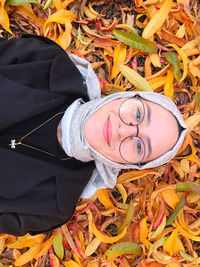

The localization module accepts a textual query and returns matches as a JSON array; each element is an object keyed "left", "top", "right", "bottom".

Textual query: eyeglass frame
[{"left": 118, "top": 95, "right": 146, "bottom": 166}]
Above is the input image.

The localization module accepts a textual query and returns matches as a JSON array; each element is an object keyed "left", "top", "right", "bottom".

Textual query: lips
[{"left": 103, "top": 116, "right": 111, "bottom": 146}]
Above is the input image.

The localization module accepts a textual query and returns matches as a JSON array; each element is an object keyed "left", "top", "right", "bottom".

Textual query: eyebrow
[
  {"left": 146, "top": 103, "right": 151, "bottom": 127},
  {"left": 145, "top": 103, "right": 152, "bottom": 159}
]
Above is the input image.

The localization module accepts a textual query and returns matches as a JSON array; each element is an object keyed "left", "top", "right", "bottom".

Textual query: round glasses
[{"left": 118, "top": 97, "right": 146, "bottom": 165}]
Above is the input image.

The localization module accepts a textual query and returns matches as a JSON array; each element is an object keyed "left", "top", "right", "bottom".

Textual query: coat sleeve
[
  {"left": 0, "top": 34, "right": 89, "bottom": 129},
  {"left": 0, "top": 212, "right": 74, "bottom": 236}
]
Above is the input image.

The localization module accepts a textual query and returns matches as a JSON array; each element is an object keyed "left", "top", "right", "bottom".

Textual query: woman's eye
[
  {"left": 136, "top": 108, "right": 141, "bottom": 122},
  {"left": 137, "top": 139, "right": 142, "bottom": 154}
]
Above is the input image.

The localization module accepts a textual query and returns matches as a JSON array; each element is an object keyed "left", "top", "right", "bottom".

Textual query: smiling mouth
[{"left": 103, "top": 115, "right": 111, "bottom": 146}]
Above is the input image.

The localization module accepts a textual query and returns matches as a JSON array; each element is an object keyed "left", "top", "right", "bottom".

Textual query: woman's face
[{"left": 84, "top": 97, "right": 179, "bottom": 164}]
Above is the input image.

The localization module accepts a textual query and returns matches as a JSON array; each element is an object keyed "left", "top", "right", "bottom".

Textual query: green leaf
[
  {"left": 188, "top": 182, "right": 200, "bottom": 195},
  {"left": 195, "top": 92, "right": 200, "bottom": 107},
  {"left": 119, "top": 64, "right": 153, "bottom": 91},
  {"left": 165, "top": 51, "right": 181, "bottom": 82},
  {"left": 43, "top": 0, "right": 52, "bottom": 9},
  {"left": 180, "top": 251, "right": 196, "bottom": 262},
  {"left": 176, "top": 182, "right": 191, "bottom": 192},
  {"left": 148, "top": 237, "right": 167, "bottom": 257},
  {"left": 6, "top": 0, "right": 41, "bottom": 5},
  {"left": 166, "top": 195, "right": 185, "bottom": 226},
  {"left": 103, "top": 242, "right": 141, "bottom": 262},
  {"left": 151, "top": 215, "right": 166, "bottom": 240},
  {"left": 103, "top": 85, "right": 125, "bottom": 95},
  {"left": 53, "top": 233, "right": 64, "bottom": 260},
  {"left": 118, "top": 199, "right": 134, "bottom": 234},
  {"left": 112, "top": 29, "right": 157, "bottom": 53}
]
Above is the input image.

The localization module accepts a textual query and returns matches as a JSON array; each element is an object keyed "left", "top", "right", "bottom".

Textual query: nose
[{"left": 118, "top": 122, "right": 139, "bottom": 140}]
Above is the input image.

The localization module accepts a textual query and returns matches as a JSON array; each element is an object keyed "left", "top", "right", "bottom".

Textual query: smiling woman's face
[{"left": 84, "top": 97, "right": 179, "bottom": 164}]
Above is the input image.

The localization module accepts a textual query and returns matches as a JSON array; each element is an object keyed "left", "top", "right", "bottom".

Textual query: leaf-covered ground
[{"left": 0, "top": 0, "right": 200, "bottom": 266}]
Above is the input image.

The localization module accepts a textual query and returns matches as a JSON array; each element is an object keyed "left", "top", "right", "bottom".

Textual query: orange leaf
[
  {"left": 57, "top": 19, "right": 72, "bottom": 50},
  {"left": 0, "top": 0, "right": 14, "bottom": 35},
  {"left": 43, "top": 10, "right": 76, "bottom": 34},
  {"left": 161, "top": 189, "right": 180, "bottom": 209},
  {"left": 35, "top": 234, "right": 55, "bottom": 258},
  {"left": 16, "top": 6, "right": 44, "bottom": 26},
  {"left": 164, "top": 70, "right": 174, "bottom": 99},
  {"left": 161, "top": 28, "right": 187, "bottom": 47}
]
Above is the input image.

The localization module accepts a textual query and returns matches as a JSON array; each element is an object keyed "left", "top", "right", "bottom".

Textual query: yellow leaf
[
  {"left": 119, "top": 64, "right": 153, "bottom": 91},
  {"left": 149, "top": 53, "right": 161, "bottom": 68},
  {"left": 92, "top": 222, "right": 127, "bottom": 243},
  {"left": 116, "top": 184, "right": 127, "bottom": 206},
  {"left": 146, "top": 63, "right": 170, "bottom": 80},
  {"left": 148, "top": 76, "right": 167, "bottom": 90},
  {"left": 8, "top": 234, "right": 45, "bottom": 249},
  {"left": 167, "top": 44, "right": 188, "bottom": 83},
  {"left": 96, "top": 189, "right": 115, "bottom": 209},
  {"left": 111, "top": 44, "right": 127, "bottom": 79},
  {"left": 50, "top": 254, "right": 60, "bottom": 267},
  {"left": 85, "top": 238, "right": 101, "bottom": 257},
  {"left": 84, "top": 6, "right": 96, "bottom": 19},
  {"left": 139, "top": 217, "right": 152, "bottom": 250},
  {"left": 180, "top": 159, "right": 190, "bottom": 173},
  {"left": 142, "top": 0, "right": 173, "bottom": 39},
  {"left": 167, "top": 263, "right": 181, "bottom": 267},
  {"left": 171, "top": 160, "right": 184, "bottom": 180},
  {"left": 117, "top": 169, "right": 160, "bottom": 184},
  {"left": 175, "top": 221, "right": 200, "bottom": 242},
  {"left": 185, "top": 112, "right": 200, "bottom": 132},
  {"left": 186, "top": 154, "right": 200, "bottom": 167},
  {"left": 88, "top": 2, "right": 103, "bottom": 17},
  {"left": 86, "top": 209, "right": 93, "bottom": 243},
  {"left": 0, "top": 239, "right": 5, "bottom": 256},
  {"left": 163, "top": 228, "right": 178, "bottom": 256},
  {"left": 86, "top": 263, "right": 99, "bottom": 267},
  {"left": 72, "top": 253, "right": 82, "bottom": 266},
  {"left": 53, "top": 0, "right": 63, "bottom": 10},
  {"left": 63, "top": 260, "right": 81, "bottom": 267},
  {"left": 143, "top": 0, "right": 160, "bottom": 6},
  {"left": 178, "top": 209, "right": 200, "bottom": 235},
  {"left": 14, "top": 243, "right": 42, "bottom": 266},
  {"left": 176, "top": 23, "right": 186, "bottom": 38},
  {"left": 161, "top": 189, "right": 180, "bottom": 209},
  {"left": 164, "top": 70, "right": 174, "bottom": 99},
  {"left": 174, "top": 236, "right": 185, "bottom": 254}
]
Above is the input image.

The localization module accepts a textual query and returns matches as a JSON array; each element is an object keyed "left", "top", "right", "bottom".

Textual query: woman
[{"left": 0, "top": 34, "right": 187, "bottom": 236}]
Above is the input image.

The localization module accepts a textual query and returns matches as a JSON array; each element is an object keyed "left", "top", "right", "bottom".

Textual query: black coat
[{"left": 0, "top": 34, "right": 94, "bottom": 236}]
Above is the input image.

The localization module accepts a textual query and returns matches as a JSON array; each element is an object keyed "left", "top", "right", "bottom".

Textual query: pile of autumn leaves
[{"left": 0, "top": 0, "right": 200, "bottom": 266}]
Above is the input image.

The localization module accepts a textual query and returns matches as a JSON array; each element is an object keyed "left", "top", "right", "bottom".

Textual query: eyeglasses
[{"left": 118, "top": 96, "right": 146, "bottom": 165}]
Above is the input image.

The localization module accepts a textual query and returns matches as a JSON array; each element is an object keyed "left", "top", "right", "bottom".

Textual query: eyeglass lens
[{"left": 119, "top": 98, "right": 145, "bottom": 164}]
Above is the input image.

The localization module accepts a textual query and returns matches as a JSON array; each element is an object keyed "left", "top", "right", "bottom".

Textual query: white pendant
[{"left": 9, "top": 139, "right": 16, "bottom": 149}]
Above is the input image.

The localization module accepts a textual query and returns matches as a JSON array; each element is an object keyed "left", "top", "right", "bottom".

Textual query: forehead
[{"left": 141, "top": 98, "right": 179, "bottom": 162}]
